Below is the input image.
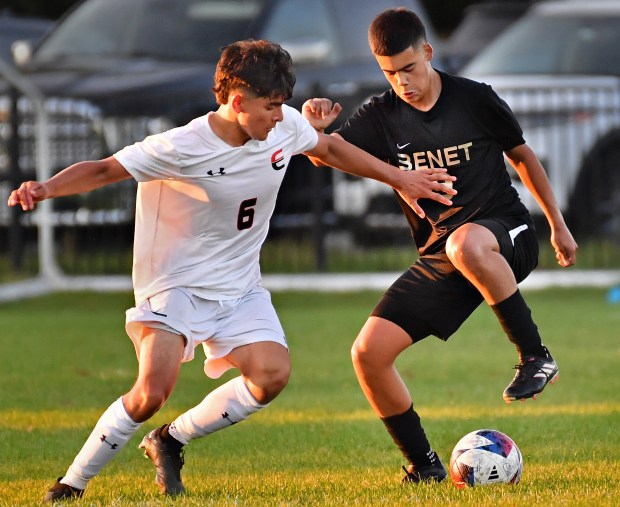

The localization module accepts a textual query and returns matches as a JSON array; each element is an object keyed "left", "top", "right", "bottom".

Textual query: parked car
[
  {"left": 334, "top": 0, "right": 620, "bottom": 241},
  {"left": 0, "top": 0, "right": 440, "bottom": 233},
  {"left": 461, "top": 0, "right": 620, "bottom": 238},
  {"left": 440, "top": 1, "right": 529, "bottom": 74}
]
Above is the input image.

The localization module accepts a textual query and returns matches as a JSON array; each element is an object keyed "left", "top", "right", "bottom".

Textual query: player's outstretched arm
[
  {"left": 304, "top": 132, "right": 456, "bottom": 218},
  {"left": 506, "top": 143, "right": 577, "bottom": 267},
  {"left": 7, "top": 156, "right": 132, "bottom": 211}
]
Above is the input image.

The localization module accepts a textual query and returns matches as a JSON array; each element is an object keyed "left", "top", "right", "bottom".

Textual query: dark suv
[{"left": 0, "top": 0, "right": 439, "bottom": 232}]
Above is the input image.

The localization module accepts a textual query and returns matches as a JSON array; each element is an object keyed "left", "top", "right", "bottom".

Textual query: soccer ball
[{"left": 449, "top": 429, "right": 523, "bottom": 488}]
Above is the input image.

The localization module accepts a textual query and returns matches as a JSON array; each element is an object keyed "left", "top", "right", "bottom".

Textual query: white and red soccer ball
[{"left": 449, "top": 429, "right": 523, "bottom": 488}]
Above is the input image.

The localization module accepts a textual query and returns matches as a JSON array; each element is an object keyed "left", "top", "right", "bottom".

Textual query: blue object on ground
[{"left": 607, "top": 286, "right": 620, "bottom": 304}]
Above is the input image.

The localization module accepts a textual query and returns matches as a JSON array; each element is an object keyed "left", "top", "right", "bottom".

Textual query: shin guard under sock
[
  {"left": 491, "top": 289, "right": 546, "bottom": 358},
  {"left": 168, "top": 376, "right": 266, "bottom": 445},
  {"left": 381, "top": 404, "right": 436, "bottom": 467},
  {"left": 62, "top": 397, "right": 142, "bottom": 490}
]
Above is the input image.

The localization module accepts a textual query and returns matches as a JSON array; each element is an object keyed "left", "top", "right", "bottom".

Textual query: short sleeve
[
  {"left": 478, "top": 84, "right": 525, "bottom": 151},
  {"left": 284, "top": 105, "right": 319, "bottom": 154},
  {"left": 336, "top": 95, "right": 392, "bottom": 161},
  {"left": 114, "top": 130, "right": 183, "bottom": 182}
]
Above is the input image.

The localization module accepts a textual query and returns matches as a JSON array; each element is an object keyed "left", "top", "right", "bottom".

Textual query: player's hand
[
  {"left": 551, "top": 224, "right": 577, "bottom": 267},
  {"left": 7, "top": 180, "right": 49, "bottom": 211},
  {"left": 396, "top": 168, "right": 457, "bottom": 218},
  {"left": 302, "top": 98, "right": 342, "bottom": 132}
]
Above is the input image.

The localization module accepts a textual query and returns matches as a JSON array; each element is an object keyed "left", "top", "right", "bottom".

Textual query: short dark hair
[
  {"left": 368, "top": 8, "right": 427, "bottom": 56},
  {"left": 212, "top": 39, "right": 296, "bottom": 104}
]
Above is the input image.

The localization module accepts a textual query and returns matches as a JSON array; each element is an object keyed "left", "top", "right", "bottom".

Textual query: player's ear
[
  {"left": 424, "top": 42, "right": 433, "bottom": 62},
  {"left": 231, "top": 93, "right": 244, "bottom": 113}
]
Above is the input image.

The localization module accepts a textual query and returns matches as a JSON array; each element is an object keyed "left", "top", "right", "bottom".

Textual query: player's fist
[
  {"left": 7, "top": 180, "right": 49, "bottom": 210},
  {"left": 302, "top": 98, "right": 342, "bottom": 132}
]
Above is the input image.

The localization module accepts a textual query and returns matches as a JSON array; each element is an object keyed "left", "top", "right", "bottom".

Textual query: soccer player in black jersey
[{"left": 303, "top": 8, "right": 578, "bottom": 483}]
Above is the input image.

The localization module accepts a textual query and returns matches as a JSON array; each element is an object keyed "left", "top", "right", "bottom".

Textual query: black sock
[
  {"left": 491, "top": 289, "right": 546, "bottom": 358},
  {"left": 381, "top": 404, "right": 436, "bottom": 467}
]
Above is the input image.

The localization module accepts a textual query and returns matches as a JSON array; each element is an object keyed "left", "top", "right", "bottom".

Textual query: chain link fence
[{"left": 1, "top": 86, "right": 620, "bottom": 286}]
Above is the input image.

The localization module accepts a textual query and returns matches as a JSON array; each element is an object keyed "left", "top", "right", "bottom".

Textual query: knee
[
  {"left": 266, "top": 362, "right": 291, "bottom": 395},
  {"left": 351, "top": 337, "right": 376, "bottom": 373},
  {"left": 250, "top": 362, "right": 291, "bottom": 404},
  {"left": 351, "top": 323, "right": 409, "bottom": 376},
  {"left": 446, "top": 228, "right": 485, "bottom": 268},
  {"left": 125, "top": 384, "right": 171, "bottom": 422}
]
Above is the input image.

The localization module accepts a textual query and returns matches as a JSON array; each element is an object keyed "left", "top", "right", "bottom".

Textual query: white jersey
[{"left": 114, "top": 105, "right": 319, "bottom": 304}]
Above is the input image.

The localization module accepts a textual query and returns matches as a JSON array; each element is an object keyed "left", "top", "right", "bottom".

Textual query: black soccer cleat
[
  {"left": 503, "top": 346, "right": 559, "bottom": 403},
  {"left": 44, "top": 477, "right": 84, "bottom": 503},
  {"left": 401, "top": 458, "right": 447, "bottom": 484},
  {"left": 139, "top": 424, "right": 186, "bottom": 495}
]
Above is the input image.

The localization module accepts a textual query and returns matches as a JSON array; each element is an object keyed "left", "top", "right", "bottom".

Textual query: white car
[{"left": 462, "top": 0, "right": 620, "bottom": 238}]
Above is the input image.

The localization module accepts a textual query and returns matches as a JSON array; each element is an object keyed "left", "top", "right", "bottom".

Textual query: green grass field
[{"left": 1, "top": 288, "right": 618, "bottom": 506}]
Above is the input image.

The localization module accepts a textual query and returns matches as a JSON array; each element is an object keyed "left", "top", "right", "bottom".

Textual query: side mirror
[{"left": 12, "top": 40, "right": 33, "bottom": 67}]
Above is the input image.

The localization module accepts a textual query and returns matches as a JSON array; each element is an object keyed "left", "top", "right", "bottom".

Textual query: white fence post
[{"left": 0, "top": 56, "right": 64, "bottom": 282}]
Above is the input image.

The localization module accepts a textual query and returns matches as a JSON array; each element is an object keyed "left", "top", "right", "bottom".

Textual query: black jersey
[{"left": 336, "top": 71, "right": 531, "bottom": 255}]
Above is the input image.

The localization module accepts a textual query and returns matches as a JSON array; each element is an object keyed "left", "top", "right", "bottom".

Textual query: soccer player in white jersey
[{"left": 8, "top": 39, "right": 456, "bottom": 502}]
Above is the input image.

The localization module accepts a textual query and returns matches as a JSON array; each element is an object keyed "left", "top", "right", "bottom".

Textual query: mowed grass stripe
[{"left": 2, "top": 401, "right": 619, "bottom": 430}]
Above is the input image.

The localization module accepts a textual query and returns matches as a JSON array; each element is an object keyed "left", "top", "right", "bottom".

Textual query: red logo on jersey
[{"left": 271, "top": 148, "right": 285, "bottom": 171}]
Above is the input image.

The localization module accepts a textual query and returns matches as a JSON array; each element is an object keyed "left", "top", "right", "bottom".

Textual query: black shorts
[{"left": 371, "top": 216, "right": 539, "bottom": 342}]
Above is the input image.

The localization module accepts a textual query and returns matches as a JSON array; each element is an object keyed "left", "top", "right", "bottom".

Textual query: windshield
[
  {"left": 463, "top": 14, "right": 620, "bottom": 76},
  {"left": 35, "top": 0, "right": 266, "bottom": 63}
]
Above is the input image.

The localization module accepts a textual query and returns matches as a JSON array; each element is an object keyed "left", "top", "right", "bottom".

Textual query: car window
[
  {"left": 35, "top": 0, "right": 142, "bottom": 58},
  {"left": 331, "top": 0, "right": 440, "bottom": 62},
  {"left": 131, "top": 0, "right": 263, "bottom": 61},
  {"left": 35, "top": 0, "right": 266, "bottom": 63},
  {"left": 262, "top": 0, "right": 339, "bottom": 64},
  {"left": 463, "top": 15, "right": 620, "bottom": 76},
  {"left": 564, "top": 22, "right": 620, "bottom": 75}
]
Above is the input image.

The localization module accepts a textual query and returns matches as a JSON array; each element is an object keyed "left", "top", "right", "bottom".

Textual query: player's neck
[
  {"left": 409, "top": 69, "right": 442, "bottom": 112},
  {"left": 209, "top": 108, "right": 251, "bottom": 147}
]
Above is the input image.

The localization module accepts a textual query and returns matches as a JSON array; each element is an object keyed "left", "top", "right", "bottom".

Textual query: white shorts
[{"left": 125, "top": 285, "right": 287, "bottom": 379}]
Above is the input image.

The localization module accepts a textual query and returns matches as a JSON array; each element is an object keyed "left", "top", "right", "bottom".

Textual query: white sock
[
  {"left": 168, "top": 376, "right": 266, "bottom": 445},
  {"left": 61, "top": 397, "right": 141, "bottom": 490}
]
